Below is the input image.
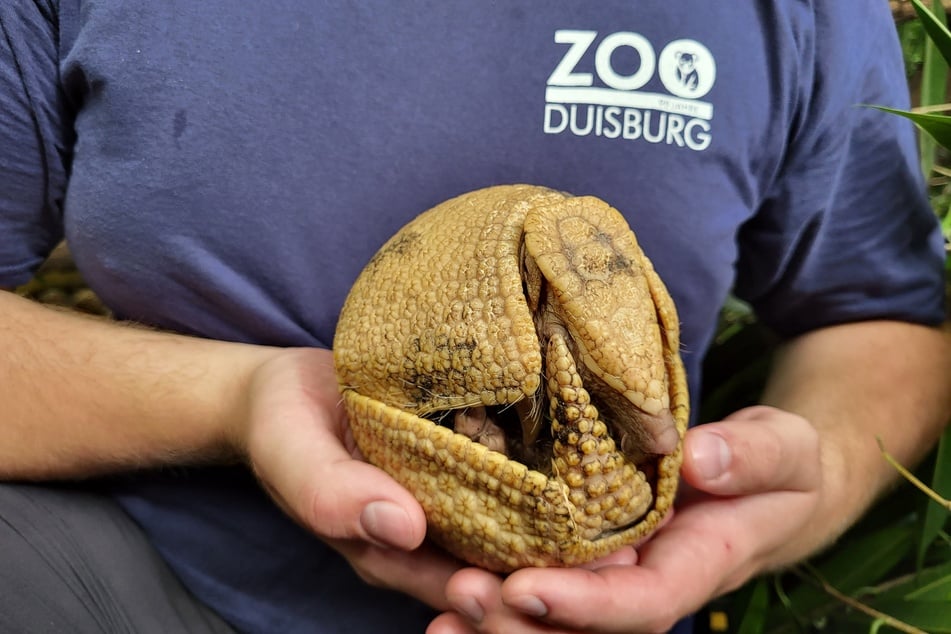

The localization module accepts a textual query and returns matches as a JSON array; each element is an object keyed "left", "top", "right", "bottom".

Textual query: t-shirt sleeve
[
  {"left": 0, "top": 0, "right": 70, "bottom": 287},
  {"left": 733, "top": 2, "right": 946, "bottom": 337}
]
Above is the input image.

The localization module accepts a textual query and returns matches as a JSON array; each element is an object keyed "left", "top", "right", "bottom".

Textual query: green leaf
[
  {"left": 918, "top": 428, "right": 951, "bottom": 568},
  {"left": 864, "top": 598, "right": 951, "bottom": 632},
  {"left": 899, "top": 19, "right": 927, "bottom": 75},
  {"left": 912, "top": 0, "right": 951, "bottom": 68},
  {"left": 924, "top": 2, "right": 951, "bottom": 86},
  {"left": 870, "top": 105, "right": 951, "bottom": 151},
  {"left": 904, "top": 568, "right": 951, "bottom": 601},
  {"left": 904, "top": 1, "right": 950, "bottom": 176},
  {"left": 870, "top": 560, "right": 951, "bottom": 602},
  {"left": 735, "top": 578, "right": 770, "bottom": 634},
  {"left": 768, "top": 524, "right": 915, "bottom": 626}
]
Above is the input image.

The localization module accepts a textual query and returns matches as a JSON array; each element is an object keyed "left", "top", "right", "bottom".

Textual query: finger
[
  {"left": 503, "top": 565, "right": 673, "bottom": 633},
  {"left": 247, "top": 358, "right": 427, "bottom": 550},
  {"left": 445, "top": 568, "right": 501, "bottom": 627},
  {"left": 446, "top": 568, "right": 564, "bottom": 633},
  {"left": 334, "top": 539, "right": 462, "bottom": 612},
  {"left": 265, "top": 418, "right": 426, "bottom": 549},
  {"left": 427, "top": 612, "right": 480, "bottom": 634},
  {"left": 578, "top": 545, "right": 638, "bottom": 570},
  {"left": 246, "top": 353, "right": 461, "bottom": 613},
  {"left": 499, "top": 487, "right": 816, "bottom": 632},
  {"left": 265, "top": 384, "right": 460, "bottom": 608},
  {"left": 497, "top": 525, "right": 719, "bottom": 632},
  {"left": 681, "top": 405, "right": 820, "bottom": 496}
]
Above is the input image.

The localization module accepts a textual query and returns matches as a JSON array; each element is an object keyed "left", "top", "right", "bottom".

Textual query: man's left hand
[{"left": 427, "top": 406, "right": 821, "bottom": 634}]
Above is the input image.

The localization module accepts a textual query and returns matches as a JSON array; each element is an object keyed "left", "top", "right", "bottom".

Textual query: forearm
[
  {"left": 0, "top": 290, "right": 280, "bottom": 479},
  {"left": 759, "top": 319, "right": 951, "bottom": 566}
]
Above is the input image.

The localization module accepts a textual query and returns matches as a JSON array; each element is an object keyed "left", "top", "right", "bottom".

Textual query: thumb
[
  {"left": 246, "top": 353, "right": 427, "bottom": 551},
  {"left": 304, "top": 454, "right": 428, "bottom": 551},
  {"left": 681, "top": 405, "right": 820, "bottom": 496},
  {"left": 258, "top": 428, "right": 428, "bottom": 550}
]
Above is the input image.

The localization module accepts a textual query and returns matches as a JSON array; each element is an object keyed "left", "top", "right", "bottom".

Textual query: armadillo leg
[{"left": 546, "top": 327, "right": 653, "bottom": 540}]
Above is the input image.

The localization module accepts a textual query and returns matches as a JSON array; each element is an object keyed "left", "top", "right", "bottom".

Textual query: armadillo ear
[{"left": 519, "top": 239, "right": 544, "bottom": 314}]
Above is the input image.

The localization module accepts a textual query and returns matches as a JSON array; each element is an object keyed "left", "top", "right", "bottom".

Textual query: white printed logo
[
  {"left": 659, "top": 39, "right": 716, "bottom": 98},
  {"left": 544, "top": 31, "right": 716, "bottom": 151}
]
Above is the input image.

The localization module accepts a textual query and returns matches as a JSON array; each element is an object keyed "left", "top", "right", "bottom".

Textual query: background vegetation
[{"left": 706, "top": 2, "right": 951, "bottom": 632}]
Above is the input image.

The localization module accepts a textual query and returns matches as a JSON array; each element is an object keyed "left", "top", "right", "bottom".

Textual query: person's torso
[
  {"left": 61, "top": 1, "right": 792, "bottom": 360},
  {"left": 57, "top": 2, "right": 805, "bottom": 631}
]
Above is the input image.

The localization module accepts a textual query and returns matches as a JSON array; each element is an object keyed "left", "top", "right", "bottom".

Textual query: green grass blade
[
  {"left": 904, "top": 567, "right": 951, "bottom": 600},
  {"left": 870, "top": 106, "right": 951, "bottom": 150},
  {"left": 915, "top": 0, "right": 950, "bottom": 176},
  {"left": 863, "top": 599, "right": 951, "bottom": 632},
  {"left": 899, "top": 20, "right": 927, "bottom": 76},
  {"left": 868, "top": 560, "right": 951, "bottom": 602},
  {"left": 912, "top": 0, "right": 951, "bottom": 67},
  {"left": 768, "top": 524, "right": 915, "bottom": 626},
  {"left": 918, "top": 428, "right": 951, "bottom": 568},
  {"left": 735, "top": 578, "right": 770, "bottom": 634}
]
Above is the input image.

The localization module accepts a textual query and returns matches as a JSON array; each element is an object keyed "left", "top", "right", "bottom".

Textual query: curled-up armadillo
[{"left": 333, "top": 184, "right": 687, "bottom": 572}]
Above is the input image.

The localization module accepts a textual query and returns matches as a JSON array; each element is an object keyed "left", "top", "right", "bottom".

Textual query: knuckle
[
  {"left": 351, "top": 561, "right": 388, "bottom": 588},
  {"left": 752, "top": 411, "right": 820, "bottom": 490},
  {"left": 732, "top": 426, "right": 784, "bottom": 488}
]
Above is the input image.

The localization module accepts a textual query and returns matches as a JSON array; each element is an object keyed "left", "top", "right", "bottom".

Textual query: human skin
[
  {"left": 0, "top": 288, "right": 469, "bottom": 611},
  {"left": 426, "top": 320, "right": 951, "bottom": 633},
  {"left": 1, "top": 289, "right": 949, "bottom": 631}
]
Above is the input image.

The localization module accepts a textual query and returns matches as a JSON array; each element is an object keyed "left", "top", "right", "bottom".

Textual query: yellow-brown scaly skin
[{"left": 333, "top": 184, "right": 688, "bottom": 572}]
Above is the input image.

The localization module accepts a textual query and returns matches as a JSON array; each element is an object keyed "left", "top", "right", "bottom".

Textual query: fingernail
[
  {"left": 507, "top": 594, "right": 548, "bottom": 617},
  {"left": 360, "top": 501, "right": 415, "bottom": 550},
  {"left": 450, "top": 595, "right": 485, "bottom": 624},
  {"left": 690, "top": 431, "right": 731, "bottom": 481}
]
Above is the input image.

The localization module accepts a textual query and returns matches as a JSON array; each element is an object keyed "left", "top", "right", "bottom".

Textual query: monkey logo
[
  {"left": 659, "top": 39, "right": 716, "bottom": 99},
  {"left": 674, "top": 52, "right": 700, "bottom": 91}
]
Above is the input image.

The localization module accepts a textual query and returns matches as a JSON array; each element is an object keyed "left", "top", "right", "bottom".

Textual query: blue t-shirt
[{"left": 1, "top": 1, "right": 945, "bottom": 632}]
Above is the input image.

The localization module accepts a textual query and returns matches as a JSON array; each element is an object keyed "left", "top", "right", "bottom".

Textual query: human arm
[
  {"left": 0, "top": 289, "right": 462, "bottom": 609},
  {"left": 427, "top": 319, "right": 951, "bottom": 633},
  {"left": 749, "top": 319, "right": 951, "bottom": 562},
  {"left": 2, "top": 3, "right": 464, "bottom": 612},
  {"left": 0, "top": 288, "right": 268, "bottom": 478}
]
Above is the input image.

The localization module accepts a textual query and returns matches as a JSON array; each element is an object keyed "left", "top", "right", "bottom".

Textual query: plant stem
[
  {"left": 797, "top": 565, "right": 928, "bottom": 634},
  {"left": 877, "top": 436, "right": 951, "bottom": 510}
]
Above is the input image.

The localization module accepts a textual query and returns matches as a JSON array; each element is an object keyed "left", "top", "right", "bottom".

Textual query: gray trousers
[{"left": 0, "top": 482, "right": 235, "bottom": 634}]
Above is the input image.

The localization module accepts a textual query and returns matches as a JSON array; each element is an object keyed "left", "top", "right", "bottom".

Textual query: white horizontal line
[{"left": 545, "top": 86, "right": 713, "bottom": 121}]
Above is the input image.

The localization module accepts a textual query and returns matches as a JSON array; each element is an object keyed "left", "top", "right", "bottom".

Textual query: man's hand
[
  {"left": 0, "top": 291, "right": 462, "bottom": 610},
  {"left": 240, "top": 348, "right": 464, "bottom": 611},
  {"left": 427, "top": 321, "right": 951, "bottom": 634},
  {"left": 427, "top": 407, "right": 821, "bottom": 634}
]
